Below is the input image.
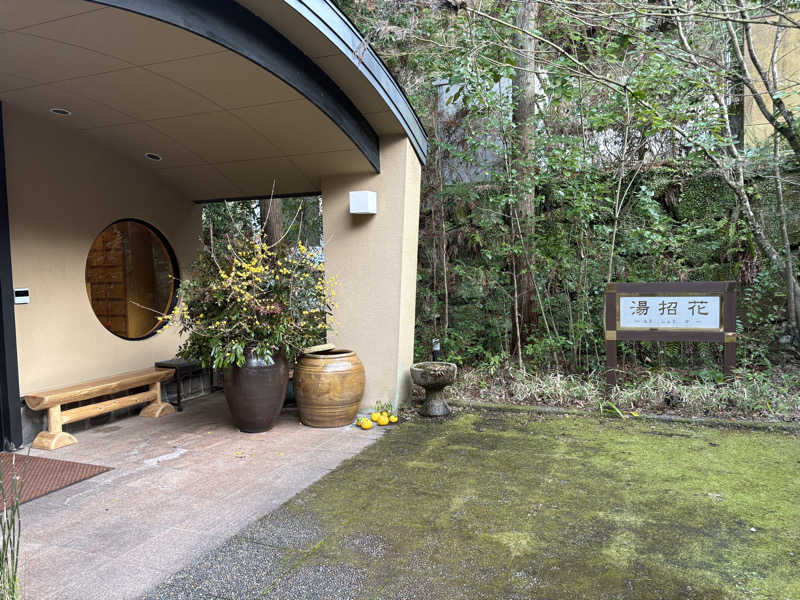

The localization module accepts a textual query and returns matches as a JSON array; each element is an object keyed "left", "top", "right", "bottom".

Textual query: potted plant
[{"left": 168, "top": 232, "right": 334, "bottom": 432}]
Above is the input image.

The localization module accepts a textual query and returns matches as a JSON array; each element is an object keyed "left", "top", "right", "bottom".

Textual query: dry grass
[
  {"left": 0, "top": 455, "right": 24, "bottom": 600},
  {"left": 446, "top": 366, "right": 800, "bottom": 420}
]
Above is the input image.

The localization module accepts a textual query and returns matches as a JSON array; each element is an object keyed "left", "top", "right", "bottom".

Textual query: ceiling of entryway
[{"left": 0, "top": 0, "right": 425, "bottom": 200}]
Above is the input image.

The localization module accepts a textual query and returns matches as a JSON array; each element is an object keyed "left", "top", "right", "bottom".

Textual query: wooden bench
[{"left": 24, "top": 368, "right": 176, "bottom": 450}]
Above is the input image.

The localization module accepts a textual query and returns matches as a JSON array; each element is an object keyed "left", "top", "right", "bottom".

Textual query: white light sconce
[{"left": 349, "top": 190, "right": 377, "bottom": 214}]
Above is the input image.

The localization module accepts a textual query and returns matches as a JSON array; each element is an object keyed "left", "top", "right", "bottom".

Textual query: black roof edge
[
  {"left": 88, "top": 0, "right": 381, "bottom": 172},
  {"left": 286, "top": 0, "right": 429, "bottom": 165},
  {"left": 195, "top": 192, "right": 322, "bottom": 204}
]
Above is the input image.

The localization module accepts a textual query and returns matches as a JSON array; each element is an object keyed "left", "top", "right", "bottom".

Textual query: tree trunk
[
  {"left": 768, "top": 17, "right": 800, "bottom": 342},
  {"left": 774, "top": 154, "right": 799, "bottom": 341},
  {"left": 510, "top": 0, "right": 540, "bottom": 360},
  {"left": 738, "top": 13, "right": 800, "bottom": 343},
  {"left": 259, "top": 197, "right": 284, "bottom": 247}
]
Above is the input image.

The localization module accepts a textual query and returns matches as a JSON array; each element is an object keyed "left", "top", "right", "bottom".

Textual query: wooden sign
[{"left": 605, "top": 281, "right": 737, "bottom": 390}]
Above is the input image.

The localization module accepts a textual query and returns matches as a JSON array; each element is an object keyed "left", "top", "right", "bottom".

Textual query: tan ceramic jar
[{"left": 294, "top": 349, "right": 365, "bottom": 427}]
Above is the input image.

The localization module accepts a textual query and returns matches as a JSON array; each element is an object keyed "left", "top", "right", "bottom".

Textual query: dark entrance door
[{"left": 0, "top": 102, "right": 23, "bottom": 450}]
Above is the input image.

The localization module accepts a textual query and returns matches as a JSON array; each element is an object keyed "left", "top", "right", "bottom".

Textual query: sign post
[{"left": 605, "top": 281, "right": 737, "bottom": 392}]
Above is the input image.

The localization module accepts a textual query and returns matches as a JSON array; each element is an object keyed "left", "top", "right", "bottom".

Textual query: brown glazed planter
[
  {"left": 224, "top": 351, "right": 288, "bottom": 432},
  {"left": 294, "top": 349, "right": 365, "bottom": 427}
]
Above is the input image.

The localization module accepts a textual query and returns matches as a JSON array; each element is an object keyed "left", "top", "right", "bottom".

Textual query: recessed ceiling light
[
  {"left": 49, "top": 108, "right": 71, "bottom": 116},
  {"left": 144, "top": 152, "right": 163, "bottom": 162}
]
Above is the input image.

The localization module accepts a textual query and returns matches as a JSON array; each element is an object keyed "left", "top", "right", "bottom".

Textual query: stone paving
[{"left": 17, "top": 392, "right": 383, "bottom": 600}]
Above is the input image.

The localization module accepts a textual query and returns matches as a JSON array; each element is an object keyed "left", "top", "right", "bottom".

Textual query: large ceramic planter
[
  {"left": 224, "top": 351, "right": 288, "bottom": 432},
  {"left": 294, "top": 349, "right": 365, "bottom": 427}
]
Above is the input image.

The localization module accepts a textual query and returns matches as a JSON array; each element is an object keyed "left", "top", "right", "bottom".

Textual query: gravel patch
[
  {"left": 143, "top": 538, "right": 291, "bottom": 600},
  {"left": 339, "top": 533, "right": 388, "bottom": 558},
  {"left": 263, "top": 562, "right": 368, "bottom": 600},
  {"left": 239, "top": 505, "right": 326, "bottom": 550}
]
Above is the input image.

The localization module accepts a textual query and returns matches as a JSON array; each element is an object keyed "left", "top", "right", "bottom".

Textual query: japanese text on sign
[{"left": 618, "top": 296, "right": 721, "bottom": 330}]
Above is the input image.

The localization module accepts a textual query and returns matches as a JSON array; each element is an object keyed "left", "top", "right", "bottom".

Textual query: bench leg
[
  {"left": 32, "top": 405, "right": 77, "bottom": 451},
  {"left": 140, "top": 382, "right": 176, "bottom": 418}
]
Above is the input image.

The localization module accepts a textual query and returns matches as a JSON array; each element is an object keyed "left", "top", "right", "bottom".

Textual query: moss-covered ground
[
  {"left": 273, "top": 412, "right": 800, "bottom": 599},
  {"left": 146, "top": 411, "right": 800, "bottom": 599}
]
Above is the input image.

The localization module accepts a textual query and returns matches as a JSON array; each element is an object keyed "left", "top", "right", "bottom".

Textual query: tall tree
[
  {"left": 259, "top": 197, "right": 284, "bottom": 248},
  {"left": 465, "top": 0, "right": 800, "bottom": 347},
  {"left": 510, "top": 0, "right": 541, "bottom": 366}
]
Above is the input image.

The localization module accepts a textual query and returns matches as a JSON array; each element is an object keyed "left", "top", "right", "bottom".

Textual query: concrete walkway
[{"left": 17, "top": 393, "right": 383, "bottom": 600}]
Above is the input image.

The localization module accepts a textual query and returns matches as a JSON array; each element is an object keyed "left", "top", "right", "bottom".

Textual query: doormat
[{"left": 0, "top": 453, "right": 111, "bottom": 507}]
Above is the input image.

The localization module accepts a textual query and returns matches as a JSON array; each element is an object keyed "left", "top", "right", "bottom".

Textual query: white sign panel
[{"left": 618, "top": 296, "right": 721, "bottom": 330}]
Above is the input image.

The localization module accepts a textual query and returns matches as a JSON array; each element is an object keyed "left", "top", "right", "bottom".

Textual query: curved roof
[
  {"left": 261, "top": 0, "right": 428, "bottom": 164},
  {"left": 97, "top": 0, "right": 429, "bottom": 166},
  {"left": 0, "top": 0, "right": 427, "bottom": 200}
]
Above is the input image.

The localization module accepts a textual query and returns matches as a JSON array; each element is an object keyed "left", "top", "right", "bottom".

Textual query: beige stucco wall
[
  {"left": 744, "top": 23, "right": 800, "bottom": 145},
  {"left": 322, "top": 135, "right": 421, "bottom": 412},
  {"left": 4, "top": 107, "right": 200, "bottom": 394}
]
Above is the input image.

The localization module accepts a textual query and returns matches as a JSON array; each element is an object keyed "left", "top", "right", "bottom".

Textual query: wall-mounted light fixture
[{"left": 349, "top": 190, "right": 377, "bottom": 214}]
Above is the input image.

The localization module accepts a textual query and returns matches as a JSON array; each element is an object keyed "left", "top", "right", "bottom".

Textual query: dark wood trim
[
  {"left": 0, "top": 103, "right": 23, "bottom": 449},
  {"left": 604, "top": 290, "right": 617, "bottom": 390},
  {"left": 614, "top": 281, "right": 728, "bottom": 294},
  {"left": 287, "top": 0, "right": 428, "bottom": 164},
  {"left": 723, "top": 283, "right": 738, "bottom": 377},
  {"left": 88, "top": 0, "right": 383, "bottom": 172},
  {"left": 194, "top": 192, "right": 321, "bottom": 205},
  {"left": 615, "top": 331, "right": 724, "bottom": 343}
]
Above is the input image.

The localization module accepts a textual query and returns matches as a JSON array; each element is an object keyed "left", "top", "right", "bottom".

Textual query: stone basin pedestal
[{"left": 410, "top": 362, "right": 457, "bottom": 417}]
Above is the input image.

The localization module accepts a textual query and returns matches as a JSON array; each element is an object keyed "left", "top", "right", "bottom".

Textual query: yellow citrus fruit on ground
[
  {"left": 370, "top": 412, "right": 380, "bottom": 422},
  {"left": 381, "top": 411, "right": 389, "bottom": 418},
  {"left": 377, "top": 414, "right": 389, "bottom": 426},
  {"left": 389, "top": 415, "right": 399, "bottom": 423},
  {"left": 361, "top": 420, "right": 373, "bottom": 430}
]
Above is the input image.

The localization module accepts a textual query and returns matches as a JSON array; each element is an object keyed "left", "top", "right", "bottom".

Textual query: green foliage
[
  {"left": 202, "top": 197, "right": 322, "bottom": 249},
  {"left": 342, "top": 1, "right": 798, "bottom": 374},
  {"left": 202, "top": 200, "right": 260, "bottom": 245},
  {"left": 170, "top": 225, "right": 332, "bottom": 369},
  {"left": 598, "top": 399, "right": 625, "bottom": 418},
  {"left": 739, "top": 264, "right": 788, "bottom": 367},
  {"left": 374, "top": 400, "right": 394, "bottom": 415}
]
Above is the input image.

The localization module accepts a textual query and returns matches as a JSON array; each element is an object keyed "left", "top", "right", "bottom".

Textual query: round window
[{"left": 85, "top": 219, "right": 179, "bottom": 340}]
